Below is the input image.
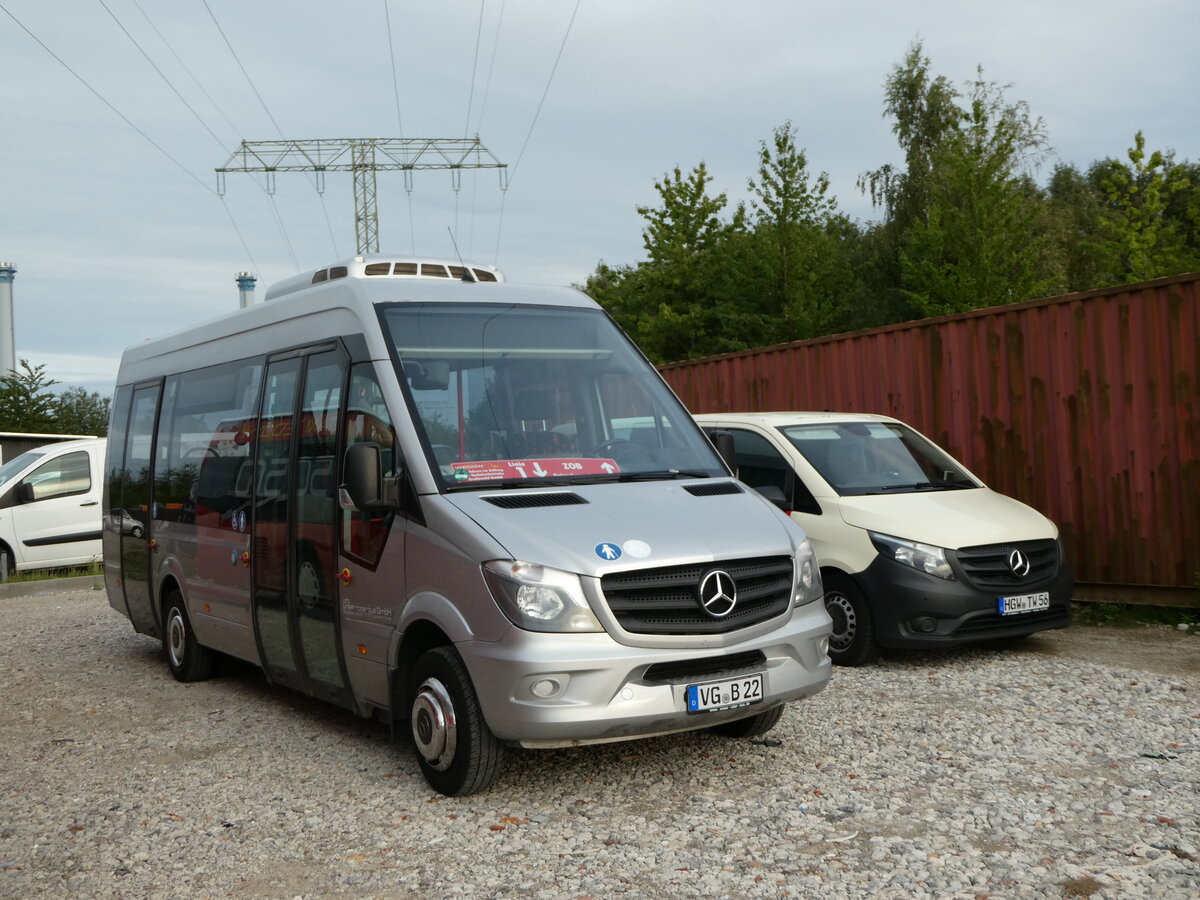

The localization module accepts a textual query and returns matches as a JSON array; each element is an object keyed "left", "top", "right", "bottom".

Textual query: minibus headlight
[
  {"left": 869, "top": 532, "right": 956, "bottom": 580},
  {"left": 482, "top": 560, "right": 603, "bottom": 633},
  {"left": 793, "top": 539, "right": 823, "bottom": 607}
]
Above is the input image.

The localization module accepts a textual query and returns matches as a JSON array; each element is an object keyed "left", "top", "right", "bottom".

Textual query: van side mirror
[
  {"left": 15, "top": 482, "right": 34, "bottom": 504},
  {"left": 754, "top": 484, "right": 792, "bottom": 514},
  {"left": 707, "top": 430, "right": 737, "bottom": 473},
  {"left": 343, "top": 443, "right": 400, "bottom": 511}
]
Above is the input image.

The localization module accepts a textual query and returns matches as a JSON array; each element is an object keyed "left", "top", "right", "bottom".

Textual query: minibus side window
[
  {"left": 342, "top": 363, "right": 395, "bottom": 566},
  {"left": 156, "top": 360, "right": 263, "bottom": 528}
]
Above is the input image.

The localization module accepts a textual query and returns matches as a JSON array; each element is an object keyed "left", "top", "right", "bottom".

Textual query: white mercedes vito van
[
  {"left": 0, "top": 437, "right": 105, "bottom": 572},
  {"left": 696, "top": 412, "right": 1072, "bottom": 665}
]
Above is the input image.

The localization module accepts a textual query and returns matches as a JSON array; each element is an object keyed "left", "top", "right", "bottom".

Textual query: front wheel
[
  {"left": 408, "top": 646, "right": 504, "bottom": 796},
  {"left": 163, "top": 592, "right": 217, "bottom": 682},
  {"left": 823, "top": 573, "right": 880, "bottom": 667},
  {"left": 708, "top": 704, "right": 784, "bottom": 738}
]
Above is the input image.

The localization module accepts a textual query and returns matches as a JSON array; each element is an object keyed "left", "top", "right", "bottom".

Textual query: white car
[
  {"left": 0, "top": 438, "right": 106, "bottom": 572},
  {"left": 696, "top": 412, "right": 1072, "bottom": 665}
]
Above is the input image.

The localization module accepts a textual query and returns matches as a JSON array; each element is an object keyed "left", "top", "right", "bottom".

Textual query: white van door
[{"left": 9, "top": 447, "right": 103, "bottom": 568}]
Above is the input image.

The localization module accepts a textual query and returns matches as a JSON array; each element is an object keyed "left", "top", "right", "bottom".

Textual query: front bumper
[
  {"left": 461, "top": 600, "right": 832, "bottom": 747},
  {"left": 856, "top": 554, "right": 1073, "bottom": 649}
]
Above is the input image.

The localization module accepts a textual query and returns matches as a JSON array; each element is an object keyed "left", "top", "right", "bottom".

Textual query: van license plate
[
  {"left": 686, "top": 674, "right": 763, "bottom": 713},
  {"left": 998, "top": 591, "right": 1050, "bottom": 615}
]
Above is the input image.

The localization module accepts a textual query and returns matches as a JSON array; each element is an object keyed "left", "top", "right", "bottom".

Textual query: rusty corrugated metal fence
[{"left": 660, "top": 273, "right": 1200, "bottom": 594}]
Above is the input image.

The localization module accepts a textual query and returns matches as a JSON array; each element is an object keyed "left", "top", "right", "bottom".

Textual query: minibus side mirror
[
  {"left": 15, "top": 482, "right": 34, "bottom": 504},
  {"left": 343, "top": 442, "right": 400, "bottom": 511},
  {"left": 708, "top": 430, "right": 737, "bottom": 474}
]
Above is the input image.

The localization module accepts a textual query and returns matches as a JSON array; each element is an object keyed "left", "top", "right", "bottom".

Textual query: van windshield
[
  {"left": 780, "top": 421, "right": 978, "bottom": 496},
  {"left": 0, "top": 449, "right": 46, "bottom": 487},
  {"left": 381, "top": 303, "right": 726, "bottom": 489}
]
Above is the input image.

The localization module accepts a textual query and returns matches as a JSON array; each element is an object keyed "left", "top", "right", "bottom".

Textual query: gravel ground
[{"left": 1, "top": 588, "right": 1198, "bottom": 899}]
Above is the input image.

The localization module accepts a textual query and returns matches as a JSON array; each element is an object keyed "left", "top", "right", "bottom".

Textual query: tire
[
  {"left": 408, "top": 646, "right": 504, "bottom": 796},
  {"left": 163, "top": 592, "right": 218, "bottom": 682},
  {"left": 708, "top": 704, "right": 784, "bottom": 738},
  {"left": 823, "top": 572, "right": 880, "bottom": 667}
]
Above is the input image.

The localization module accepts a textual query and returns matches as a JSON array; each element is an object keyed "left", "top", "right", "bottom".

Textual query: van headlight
[
  {"left": 793, "top": 538, "right": 823, "bottom": 606},
  {"left": 482, "top": 560, "right": 603, "bottom": 633},
  {"left": 869, "top": 532, "right": 956, "bottom": 580}
]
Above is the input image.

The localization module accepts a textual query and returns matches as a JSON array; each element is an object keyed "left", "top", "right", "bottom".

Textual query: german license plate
[
  {"left": 686, "top": 673, "right": 763, "bottom": 713},
  {"left": 998, "top": 591, "right": 1050, "bottom": 616}
]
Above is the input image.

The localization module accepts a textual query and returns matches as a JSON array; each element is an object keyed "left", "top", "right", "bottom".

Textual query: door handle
[{"left": 80, "top": 501, "right": 98, "bottom": 507}]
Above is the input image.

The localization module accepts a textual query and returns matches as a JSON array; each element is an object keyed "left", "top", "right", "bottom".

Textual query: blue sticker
[{"left": 595, "top": 542, "right": 622, "bottom": 561}]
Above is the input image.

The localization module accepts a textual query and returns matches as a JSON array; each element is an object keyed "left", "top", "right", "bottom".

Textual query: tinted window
[
  {"left": 155, "top": 360, "right": 262, "bottom": 527},
  {"left": 343, "top": 363, "right": 396, "bottom": 566}
]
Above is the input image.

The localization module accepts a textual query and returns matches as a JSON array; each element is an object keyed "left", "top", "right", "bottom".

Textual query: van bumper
[
  {"left": 461, "top": 601, "right": 832, "bottom": 747},
  {"left": 856, "top": 555, "right": 1073, "bottom": 649}
]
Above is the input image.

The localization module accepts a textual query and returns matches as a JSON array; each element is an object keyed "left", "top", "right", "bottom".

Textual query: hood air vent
[
  {"left": 483, "top": 492, "right": 587, "bottom": 509},
  {"left": 684, "top": 482, "right": 744, "bottom": 497}
]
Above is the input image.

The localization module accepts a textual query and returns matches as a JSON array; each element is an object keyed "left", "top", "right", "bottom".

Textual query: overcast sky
[{"left": 2, "top": 0, "right": 1197, "bottom": 395}]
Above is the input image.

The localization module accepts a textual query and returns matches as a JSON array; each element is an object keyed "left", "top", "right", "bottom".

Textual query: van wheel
[
  {"left": 408, "top": 646, "right": 504, "bottom": 796},
  {"left": 708, "top": 704, "right": 784, "bottom": 738},
  {"left": 824, "top": 573, "right": 880, "bottom": 667},
  {"left": 163, "top": 592, "right": 217, "bottom": 682}
]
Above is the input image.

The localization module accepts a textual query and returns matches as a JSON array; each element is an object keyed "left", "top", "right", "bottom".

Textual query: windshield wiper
[
  {"left": 879, "top": 481, "right": 975, "bottom": 491},
  {"left": 445, "top": 469, "right": 715, "bottom": 490}
]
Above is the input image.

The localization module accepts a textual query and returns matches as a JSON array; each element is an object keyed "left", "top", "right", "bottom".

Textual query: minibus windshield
[
  {"left": 382, "top": 303, "right": 726, "bottom": 489},
  {"left": 780, "top": 421, "right": 978, "bottom": 496}
]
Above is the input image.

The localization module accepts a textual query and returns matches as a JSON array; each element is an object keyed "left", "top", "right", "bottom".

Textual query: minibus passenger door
[
  {"left": 251, "top": 351, "right": 351, "bottom": 706},
  {"left": 119, "top": 383, "right": 162, "bottom": 635}
]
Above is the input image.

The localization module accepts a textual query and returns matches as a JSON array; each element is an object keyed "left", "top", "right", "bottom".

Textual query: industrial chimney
[
  {"left": 0, "top": 262, "right": 15, "bottom": 376},
  {"left": 237, "top": 271, "right": 257, "bottom": 309}
]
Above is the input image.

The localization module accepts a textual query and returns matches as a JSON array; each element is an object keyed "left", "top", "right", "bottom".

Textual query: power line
[
  {"left": 384, "top": 0, "right": 416, "bottom": 253},
  {"left": 97, "top": 0, "right": 227, "bottom": 152},
  {"left": 129, "top": 0, "right": 243, "bottom": 142},
  {"left": 201, "top": 0, "right": 337, "bottom": 264},
  {"left": 464, "top": 1, "right": 486, "bottom": 138},
  {"left": 494, "top": 0, "right": 581, "bottom": 263},
  {"left": 0, "top": 1, "right": 213, "bottom": 195},
  {"left": 506, "top": 0, "right": 581, "bottom": 187}
]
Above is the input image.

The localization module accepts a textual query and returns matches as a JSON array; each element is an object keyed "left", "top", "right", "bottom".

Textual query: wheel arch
[{"left": 390, "top": 619, "right": 453, "bottom": 723}]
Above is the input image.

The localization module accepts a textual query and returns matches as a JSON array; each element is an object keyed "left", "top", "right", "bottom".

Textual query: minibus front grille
[
  {"left": 954, "top": 539, "right": 1060, "bottom": 588},
  {"left": 600, "top": 556, "right": 792, "bottom": 635},
  {"left": 683, "top": 482, "right": 743, "bottom": 497},
  {"left": 642, "top": 651, "right": 766, "bottom": 683},
  {"left": 482, "top": 492, "right": 587, "bottom": 509}
]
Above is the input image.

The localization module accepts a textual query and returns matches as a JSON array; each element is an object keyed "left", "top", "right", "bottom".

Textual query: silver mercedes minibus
[{"left": 103, "top": 255, "right": 831, "bottom": 795}]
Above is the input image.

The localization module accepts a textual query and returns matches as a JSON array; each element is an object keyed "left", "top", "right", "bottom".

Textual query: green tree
[
  {"left": 1091, "top": 131, "right": 1192, "bottom": 284},
  {"left": 745, "top": 122, "right": 845, "bottom": 340},
  {"left": 602, "top": 162, "right": 754, "bottom": 363},
  {"left": 899, "top": 72, "right": 1054, "bottom": 316},
  {"left": 52, "top": 387, "right": 111, "bottom": 436},
  {"left": 0, "top": 360, "right": 59, "bottom": 433},
  {"left": 858, "top": 40, "right": 964, "bottom": 323}
]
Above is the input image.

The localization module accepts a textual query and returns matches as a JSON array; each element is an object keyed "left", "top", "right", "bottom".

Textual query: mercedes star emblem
[
  {"left": 698, "top": 569, "right": 738, "bottom": 618},
  {"left": 1008, "top": 548, "right": 1032, "bottom": 578}
]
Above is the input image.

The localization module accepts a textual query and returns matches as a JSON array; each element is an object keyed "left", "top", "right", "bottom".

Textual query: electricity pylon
[{"left": 216, "top": 138, "right": 508, "bottom": 254}]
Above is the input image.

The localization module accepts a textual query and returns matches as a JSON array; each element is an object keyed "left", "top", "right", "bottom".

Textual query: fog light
[
  {"left": 818, "top": 636, "right": 830, "bottom": 656},
  {"left": 913, "top": 616, "right": 938, "bottom": 634},
  {"left": 530, "top": 678, "right": 560, "bottom": 699}
]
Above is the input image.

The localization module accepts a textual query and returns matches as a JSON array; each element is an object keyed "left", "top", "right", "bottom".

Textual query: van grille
[
  {"left": 953, "top": 539, "right": 1061, "bottom": 588},
  {"left": 600, "top": 556, "right": 792, "bottom": 635},
  {"left": 643, "top": 651, "right": 767, "bottom": 683}
]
